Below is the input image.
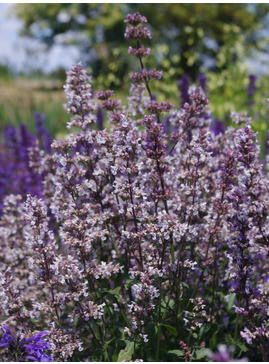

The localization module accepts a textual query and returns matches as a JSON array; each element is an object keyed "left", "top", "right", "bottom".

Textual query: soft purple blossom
[
  {"left": 124, "top": 26, "right": 151, "bottom": 40},
  {"left": 124, "top": 12, "right": 147, "bottom": 25},
  {"left": 129, "top": 69, "right": 163, "bottom": 84},
  {"left": 208, "top": 345, "right": 248, "bottom": 362},
  {"left": 128, "top": 46, "right": 151, "bottom": 58},
  {"left": 0, "top": 326, "right": 53, "bottom": 362}
]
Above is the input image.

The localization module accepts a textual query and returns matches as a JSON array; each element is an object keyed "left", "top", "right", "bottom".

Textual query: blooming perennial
[{"left": 1, "top": 10, "right": 269, "bottom": 362}]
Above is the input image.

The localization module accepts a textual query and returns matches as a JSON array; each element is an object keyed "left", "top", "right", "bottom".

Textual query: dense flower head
[
  {"left": 129, "top": 69, "right": 163, "bottom": 84},
  {"left": 128, "top": 46, "right": 151, "bottom": 58},
  {"left": 124, "top": 12, "right": 147, "bottom": 26},
  {"left": 63, "top": 62, "right": 96, "bottom": 129},
  {"left": 124, "top": 26, "right": 152, "bottom": 40},
  {"left": 96, "top": 89, "right": 114, "bottom": 100},
  {"left": 145, "top": 100, "right": 173, "bottom": 114},
  {"left": 63, "top": 63, "right": 94, "bottom": 115}
]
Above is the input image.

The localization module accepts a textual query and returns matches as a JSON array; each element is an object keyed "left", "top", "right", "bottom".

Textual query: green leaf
[
  {"left": 124, "top": 278, "right": 139, "bottom": 289},
  {"left": 99, "top": 287, "right": 122, "bottom": 298},
  {"left": 227, "top": 293, "right": 236, "bottom": 310},
  {"left": 108, "top": 287, "right": 121, "bottom": 298},
  {"left": 161, "top": 324, "right": 178, "bottom": 336},
  {"left": 198, "top": 323, "right": 211, "bottom": 340},
  {"left": 167, "top": 350, "right": 184, "bottom": 357},
  {"left": 107, "top": 336, "right": 116, "bottom": 345},
  {"left": 182, "top": 282, "right": 190, "bottom": 289},
  {"left": 195, "top": 348, "right": 209, "bottom": 360},
  {"left": 145, "top": 322, "right": 158, "bottom": 337},
  {"left": 192, "top": 332, "right": 198, "bottom": 339},
  {"left": 117, "top": 341, "right": 134, "bottom": 362},
  {"left": 236, "top": 341, "right": 248, "bottom": 353}
]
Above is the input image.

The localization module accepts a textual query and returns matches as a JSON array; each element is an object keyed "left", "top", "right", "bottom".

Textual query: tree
[{"left": 12, "top": 3, "right": 269, "bottom": 85}]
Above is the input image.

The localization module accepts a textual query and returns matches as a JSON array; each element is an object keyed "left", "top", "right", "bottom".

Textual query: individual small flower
[{"left": 240, "top": 327, "right": 255, "bottom": 345}]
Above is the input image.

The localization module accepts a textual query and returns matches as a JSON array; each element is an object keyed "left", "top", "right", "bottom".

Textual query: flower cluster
[
  {"left": 0, "top": 326, "right": 52, "bottom": 362},
  {"left": 0, "top": 113, "right": 50, "bottom": 214},
  {"left": 1, "top": 10, "right": 269, "bottom": 362},
  {"left": 63, "top": 63, "right": 96, "bottom": 130}
]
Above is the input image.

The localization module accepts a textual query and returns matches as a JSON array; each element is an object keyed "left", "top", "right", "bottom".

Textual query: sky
[{"left": 0, "top": 3, "right": 80, "bottom": 74}]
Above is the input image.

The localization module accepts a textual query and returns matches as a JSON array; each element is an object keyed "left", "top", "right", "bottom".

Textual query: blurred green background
[{"left": 1, "top": 3, "right": 269, "bottom": 149}]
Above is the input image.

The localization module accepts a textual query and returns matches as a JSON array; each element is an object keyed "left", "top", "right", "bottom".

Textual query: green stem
[
  {"left": 115, "top": 298, "right": 133, "bottom": 331},
  {"left": 156, "top": 277, "right": 162, "bottom": 360},
  {"left": 234, "top": 314, "right": 239, "bottom": 342},
  {"left": 155, "top": 324, "right": 161, "bottom": 361},
  {"left": 259, "top": 343, "right": 268, "bottom": 362},
  {"left": 108, "top": 228, "right": 122, "bottom": 263},
  {"left": 170, "top": 232, "right": 175, "bottom": 264}
]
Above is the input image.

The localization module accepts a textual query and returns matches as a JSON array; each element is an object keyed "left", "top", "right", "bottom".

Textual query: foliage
[
  {"left": 0, "top": 64, "right": 13, "bottom": 81},
  {"left": 12, "top": 4, "right": 269, "bottom": 86},
  {"left": 0, "top": 77, "right": 68, "bottom": 137},
  {"left": 1, "top": 11, "right": 269, "bottom": 362}
]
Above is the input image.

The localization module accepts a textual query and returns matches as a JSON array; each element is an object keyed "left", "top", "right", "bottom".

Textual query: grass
[
  {"left": 0, "top": 72, "right": 269, "bottom": 156},
  {"left": 0, "top": 77, "right": 68, "bottom": 137}
]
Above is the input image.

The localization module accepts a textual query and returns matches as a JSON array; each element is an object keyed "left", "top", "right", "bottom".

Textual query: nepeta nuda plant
[{"left": 1, "top": 11, "right": 269, "bottom": 362}]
